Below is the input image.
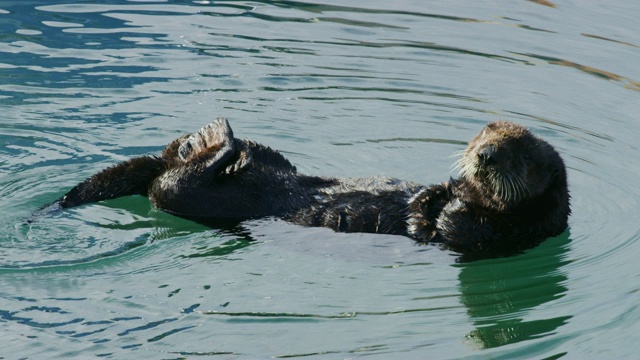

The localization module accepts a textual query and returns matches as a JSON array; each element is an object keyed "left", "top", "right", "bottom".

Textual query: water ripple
[{"left": 1, "top": 0, "right": 640, "bottom": 358}]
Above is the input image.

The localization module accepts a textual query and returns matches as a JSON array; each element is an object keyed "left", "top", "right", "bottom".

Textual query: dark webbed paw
[
  {"left": 222, "top": 140, "right": 253, "bottom": 175},
  {"left": 406, "top": 182, "right": 452, "bottom": 242}
]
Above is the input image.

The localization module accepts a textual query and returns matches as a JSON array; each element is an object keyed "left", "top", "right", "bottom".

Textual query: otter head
[{"left": 457, "top": 121, "right": 566, "bottom": 211}]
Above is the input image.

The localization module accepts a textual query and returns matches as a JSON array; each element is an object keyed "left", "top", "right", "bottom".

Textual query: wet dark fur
[{"left": 48, "top": 119, "right": 570, "bottom": 260}]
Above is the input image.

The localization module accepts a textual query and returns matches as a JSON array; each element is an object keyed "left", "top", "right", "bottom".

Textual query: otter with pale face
[{"left": 46, "top": 119, "right": 570, "bottom": 260}]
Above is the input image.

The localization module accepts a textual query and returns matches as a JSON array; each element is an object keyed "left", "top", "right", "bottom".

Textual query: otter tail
[
  {"left": 26, "top": 156, "right": 163, "bottom": 216},
  {"left": 58, "top": 156, "right": 166, "bottom": 208},
  {"left": 27, "top": 155, "right": 166, "bottom": 222}
]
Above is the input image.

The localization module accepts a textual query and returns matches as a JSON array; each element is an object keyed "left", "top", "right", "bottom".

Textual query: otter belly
[{"left": 287, "top": 177, "right": 425, "bottom": 235}]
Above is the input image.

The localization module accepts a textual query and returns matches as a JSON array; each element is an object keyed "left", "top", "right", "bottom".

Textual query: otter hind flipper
[
  {"left": 178, "top": 118, "right": 233, "bottom": 161},
  {"left": 176, "top": 118, "right": 253, "bottom": 178}
]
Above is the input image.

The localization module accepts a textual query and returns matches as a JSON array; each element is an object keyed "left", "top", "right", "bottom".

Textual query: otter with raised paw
[{"left": 47, "top": 119, "right": 570, "bottom": 260}]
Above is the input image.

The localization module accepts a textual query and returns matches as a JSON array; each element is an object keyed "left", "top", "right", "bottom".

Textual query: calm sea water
[{"left": 2, "top": 1, "right": 640, "bottom": 359}]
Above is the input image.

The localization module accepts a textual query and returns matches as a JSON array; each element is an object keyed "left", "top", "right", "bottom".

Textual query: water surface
[{"left": 2, "top": 0, "right": 640, "bottom": 358}]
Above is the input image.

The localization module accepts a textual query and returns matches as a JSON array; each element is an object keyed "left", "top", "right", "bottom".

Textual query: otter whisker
[
  {"left": 451, "top": 157, "right": 462, "bottom": 171},
  {"left": 518, "top": 176, "right": 527, "bottom": 199},
  {"left": 523, "top": 175, "right": 533, "bottom": 197},
  {"left": 514, "top": 176, "right": 522, "bottom": 202},
  {"left": 450, "top": 150, "right": 464, "bottom": 171},
  {"left": 511, "top": 174, "right": 519, "bottom": 202},
  {"left": 458, "top": 157, "right": 475, "bottom": 180},
  {"left": 515, "top": 175, "right": 528, "bottom": 200},
  {"left": 506, "top": 175, "right": 514, "bottom": 202},
  {"left": 516, "top": 176, "right": 525, "bottom": 201},
  {"left": 502, "top": 175, "right": 509, "bottom": 201},
  {"left": 492, "top": 173, "right": 504, "bottom": 200},
  {"left": 510, "top": 175, "right": 519, "bottom": 202}
]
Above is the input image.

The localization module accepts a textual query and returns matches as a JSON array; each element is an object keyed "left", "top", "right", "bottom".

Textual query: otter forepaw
[{"left": 223, "top": 141, "right": 253, "bottom": 175}]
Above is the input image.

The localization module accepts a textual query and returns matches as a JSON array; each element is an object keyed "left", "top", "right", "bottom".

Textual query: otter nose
[{"left": 478, "top": 145, "right": 497, "bottom": 166}]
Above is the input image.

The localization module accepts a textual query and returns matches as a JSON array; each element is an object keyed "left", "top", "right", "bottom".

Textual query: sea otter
[{"left": 49, "top": 119, "right": 570, "bottom": 259}]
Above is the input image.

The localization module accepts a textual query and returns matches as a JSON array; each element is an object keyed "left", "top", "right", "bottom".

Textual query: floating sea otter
[{"left": 50, "top": 119, "right": 570, "bottom": 260}]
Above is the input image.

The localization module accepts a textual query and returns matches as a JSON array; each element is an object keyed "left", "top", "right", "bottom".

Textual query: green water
[{"left": 1, "top": 0, "right": 640, "bottom": 358}]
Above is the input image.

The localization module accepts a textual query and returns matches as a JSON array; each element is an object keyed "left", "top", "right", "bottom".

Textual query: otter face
[{"left": 457, "top": 121, "right": 559, "bottom": 208}]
